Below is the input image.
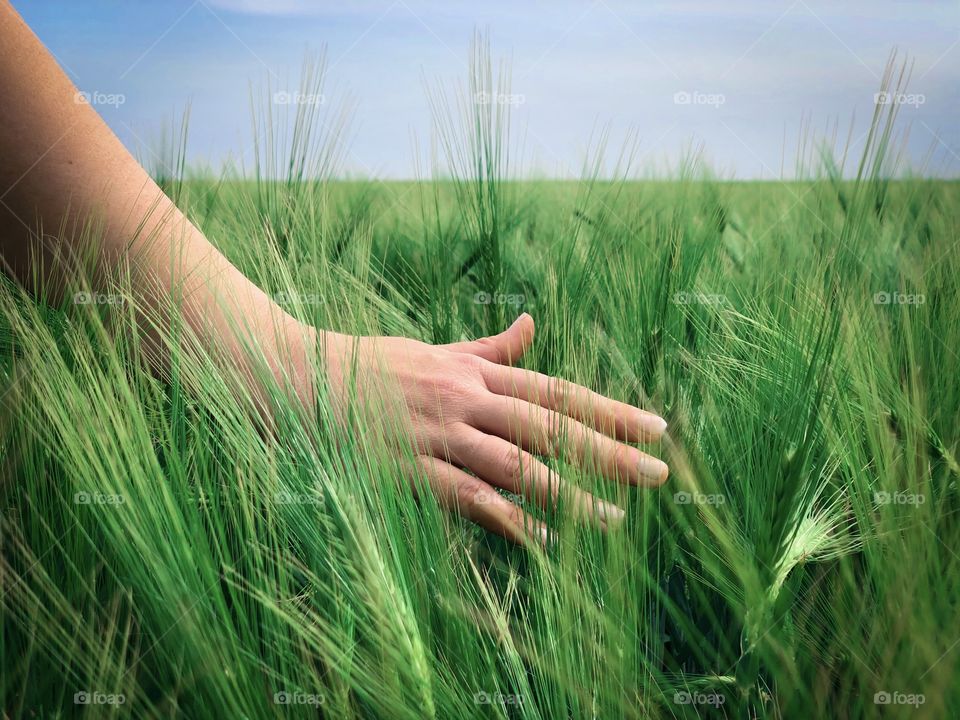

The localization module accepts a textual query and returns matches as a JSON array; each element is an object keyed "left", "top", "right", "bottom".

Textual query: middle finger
[{"left": 472, "top": 394, "right": 669, "bottom": 487}]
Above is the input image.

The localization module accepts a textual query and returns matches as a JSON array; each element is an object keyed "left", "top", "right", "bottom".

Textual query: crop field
[{"left": 1, "top": 54, "right": 959, "bottom": 719}]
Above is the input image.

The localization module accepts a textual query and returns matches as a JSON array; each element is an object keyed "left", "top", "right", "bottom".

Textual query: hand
[{"left": 313, "top": 314, "right": 668, "bottom": 546}]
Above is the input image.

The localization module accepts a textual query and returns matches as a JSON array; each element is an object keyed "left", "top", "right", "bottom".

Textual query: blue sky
[{"left": 12, "top": 0, "right": 960, "bottom": 179}]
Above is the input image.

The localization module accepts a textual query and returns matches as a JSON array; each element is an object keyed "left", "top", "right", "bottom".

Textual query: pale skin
[{"left": 0, "top": 1, "right": 668, "bottom": 545}]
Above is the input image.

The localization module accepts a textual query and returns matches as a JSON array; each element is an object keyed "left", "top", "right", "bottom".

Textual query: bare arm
[
  {"left": 0, "top": 0, "right": 308, "bottom": 395},
  {"left": 0, "top": 0, "right": 669, "bottom": 544}
]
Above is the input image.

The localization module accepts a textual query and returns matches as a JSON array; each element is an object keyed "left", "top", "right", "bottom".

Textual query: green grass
[{"left": 1, "top": 47, "right": 959, "bottom": 719}]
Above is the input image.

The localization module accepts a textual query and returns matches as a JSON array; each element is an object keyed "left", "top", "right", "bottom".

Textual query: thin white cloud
[
  {"left": 205, "top": 0, "right": 330, "bottom": 15},
  {"left": 205, "top": 0, "right": 953, "bottom": 20}
]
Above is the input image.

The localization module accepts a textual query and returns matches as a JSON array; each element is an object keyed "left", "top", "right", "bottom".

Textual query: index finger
[{"left": 479, "top": 364, "right": 667, "bottom": 443}]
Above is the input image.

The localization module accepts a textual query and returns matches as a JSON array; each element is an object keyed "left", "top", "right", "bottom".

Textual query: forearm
[{"left": 0, "top": 1, "right": 311, "bottom": 396}]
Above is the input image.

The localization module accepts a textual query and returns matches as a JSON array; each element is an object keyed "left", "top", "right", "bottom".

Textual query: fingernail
[
  {"left": 641, "top": 413, "right": 668, "bottom": 436},
  {"left": 638, "top": 456, "right": 669, "bottom": 484},
  {"left": 595, "top": 500, "right": 626, "bottom": 524}
]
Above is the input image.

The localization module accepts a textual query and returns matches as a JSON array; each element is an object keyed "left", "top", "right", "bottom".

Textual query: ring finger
[{"left": 449, "top": 426, "right": 626, "bottom": 527}]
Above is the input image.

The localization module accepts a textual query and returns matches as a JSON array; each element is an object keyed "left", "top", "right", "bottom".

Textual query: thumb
[{"left": 441, "top": 313, "right": 535, "bottom": 365}]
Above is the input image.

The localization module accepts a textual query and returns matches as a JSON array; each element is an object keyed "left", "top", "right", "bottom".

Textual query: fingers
[
  {"left": 440, "top": 313, "right": 534, "bottom": 366},
  {"left": 481, "top": 363, "right": 667, "bottom": 443},
  {"left": 413, "top": 455, "right": 548, "bottom": 546},
  {"left": 448, "top": 426, "right": 625, "bottom": 527},
  {"left": 473, "top": 395, "right": 669, "bottom": 487}
]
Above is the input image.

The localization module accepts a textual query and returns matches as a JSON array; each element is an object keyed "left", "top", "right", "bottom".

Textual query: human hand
[{"left": 315, "top": 314, "right": 668, "bottom": 545}]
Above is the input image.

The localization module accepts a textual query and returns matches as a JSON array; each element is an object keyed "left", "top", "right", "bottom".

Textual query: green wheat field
[{"left": 1, "top": 50, "right": 958, "bottom": 718}]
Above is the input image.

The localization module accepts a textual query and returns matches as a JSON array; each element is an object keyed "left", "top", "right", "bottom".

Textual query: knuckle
[
  {"left": 441, "top": 423, "right": 475, "bottom": 461},
  {"left": 455, "top": 352, "right": 487, "bottom": 372},
  {"left": 432, "top": 374, "right": 467, "bottom": 396},
  {"left": 460, "top": 479, "right": 492, "bottom": 507},
  {"left": 498, "top": 446, "right": 524, "bottom": 485},
  {"left": 434, "top": 382, "right": 482, "bottom": 415},
  {"left": 433, "top": 365, "right": 484, "bottom": 399}
]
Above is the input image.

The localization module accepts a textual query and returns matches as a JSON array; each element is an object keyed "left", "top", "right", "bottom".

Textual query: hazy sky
[{"left": 12, "top": 0, "right": 960, "bottom": 179}]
